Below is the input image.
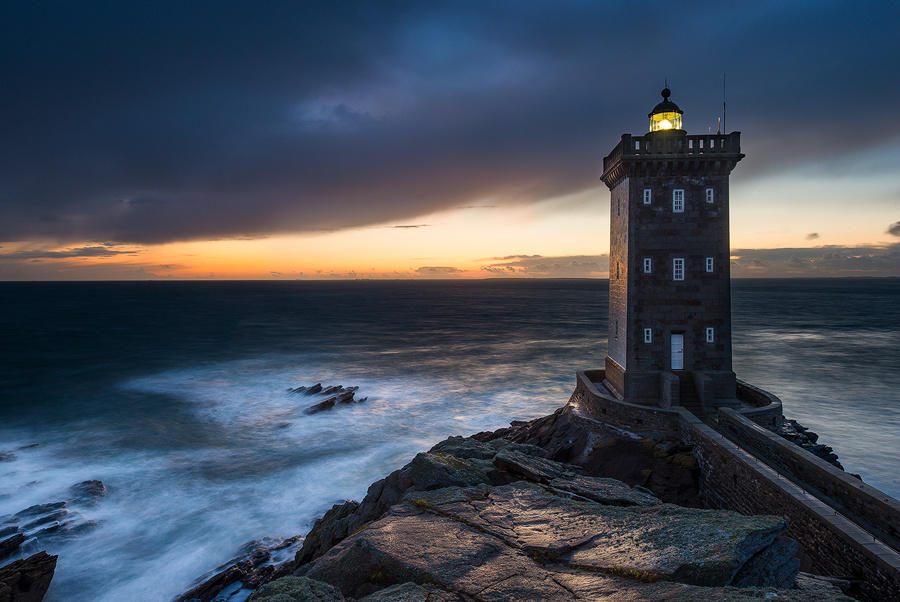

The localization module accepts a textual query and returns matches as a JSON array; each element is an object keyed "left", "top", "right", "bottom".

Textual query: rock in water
[
  {"left": 0, "top": 535, "right": 25, "bottom": 562},
  {"left": 0, "top": 551, "right": 58, "bottom": 602},
  {"left": 304, "top": 384, "right": 323, "bottom": 395},
  {"left": 14, "top": 503, "right": 66, "bottom": 520},
  {"left": 69, "top": 480, "right": 108, "bottom": 503},
  {"left": 304, "top": 397, "right": 337, "bottom": 415},
  {"left": 321, "top": 385, "right": 344, "bottom": 395}
]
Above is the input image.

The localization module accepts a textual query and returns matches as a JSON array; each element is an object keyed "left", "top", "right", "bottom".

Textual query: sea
[{"left": 0, "top": 279, "right": 898, "bottom": 601}]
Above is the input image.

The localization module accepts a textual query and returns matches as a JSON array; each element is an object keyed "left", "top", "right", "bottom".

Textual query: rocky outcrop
[
  {"left": 69, "top": 479, "right": 108, "bottom": 503},
  {"left": 178, "top": 535, "right": 304, "bottom": 601},
  {"left": 474, "top": 405, "right": 702, "bottom": 506},
  {"left": 776, "top": 419, "right": 844, "bottom": 470},
  {"left": 0, "top": 551, "right": 57, "bottom": 602},
  {"left": 296, "top": 482, "right": 841, "bottom": 600},
  {"left": 0, "top": 481, "right": 107, "bottom": 562},
  {"left": 359, "top": 582, "right": 461, "bottom": 601},
  {"left": 183, "top": 407, "right": 854, "bottom": 601},
  {"left": 289, "top": 383, "right": 368, "bottom": 414},
  {"left": 292, "top": 437, "right": 565, "bottom": 567},
  {"left": 247, "top": 576, "right": 344, "bottom": 601}
]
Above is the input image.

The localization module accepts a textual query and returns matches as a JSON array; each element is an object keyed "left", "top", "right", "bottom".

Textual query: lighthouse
[{"left": 599, "top": 88, "right": 744, "bottom": 412}]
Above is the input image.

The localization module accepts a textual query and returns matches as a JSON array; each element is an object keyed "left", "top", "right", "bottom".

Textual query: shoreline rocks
[
  {"left": 289, "top": 382, "right": 369, "bottom": 414},
  {"left": 178, "top": 406, "right": 854, "bottom": 601},
  {"left": 0, "top": 551, "right": 57, "bottom": 602},
  {"left": 776, "top": 419, "right": 845, "bottom": 470}
]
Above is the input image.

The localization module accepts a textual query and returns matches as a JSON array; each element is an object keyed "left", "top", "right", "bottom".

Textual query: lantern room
[{"left": 648, "top": 87, "right": 683, "bottom": 132}]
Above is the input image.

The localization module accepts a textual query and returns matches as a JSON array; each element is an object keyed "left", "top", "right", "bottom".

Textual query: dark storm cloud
[
  {"left": 888, "top": 222, "right": 900, "bottom": 237},
  {"left": 806, "top": 233, "right": 820, "bottom": 240},
  {"left": 0, "top": 245, "right": 139, "bottom": 260},
  {"left": 2, "top": 1, "right": 899, "bottom": 244}
]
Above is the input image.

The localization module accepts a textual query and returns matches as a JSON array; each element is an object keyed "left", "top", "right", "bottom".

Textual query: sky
[{"left": 1, "top": 1, "right": 898, "bottom": 279}]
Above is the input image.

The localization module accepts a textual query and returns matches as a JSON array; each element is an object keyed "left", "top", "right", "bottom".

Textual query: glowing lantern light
[{"left": 649, "top": 88, "right": 683, "bottom": 132}]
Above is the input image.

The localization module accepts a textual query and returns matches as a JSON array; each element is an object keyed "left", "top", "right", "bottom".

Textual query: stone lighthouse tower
[{"left": 599, "top": 88, "right": 744, "bottom": 412}]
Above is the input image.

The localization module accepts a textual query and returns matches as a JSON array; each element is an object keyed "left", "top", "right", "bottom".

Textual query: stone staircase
[{"left": 674, "top": 371, "right": 704, "bottom": 416}]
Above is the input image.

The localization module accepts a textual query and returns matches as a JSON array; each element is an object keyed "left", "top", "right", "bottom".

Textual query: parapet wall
[
  {"left": 717, "top": 408, "right": 900, "bottom": 551},
  {"left": 569, "top": 370, "right": 900, "bottom": 601},
  {"left": 569, "top": 370, "right": 681, "bottom": 434},
  {"left": 678, "top": 410, "right": 900, "bottom": 602}
]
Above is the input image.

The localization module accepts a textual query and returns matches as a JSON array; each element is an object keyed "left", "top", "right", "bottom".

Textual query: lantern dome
[{"left": 648, "top": 87, "right": 683, "bottom": 132}]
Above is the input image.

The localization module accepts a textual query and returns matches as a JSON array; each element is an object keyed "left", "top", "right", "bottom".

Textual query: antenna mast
[{"left": 722, "top": 72, "right": 727, "bottom": 133}]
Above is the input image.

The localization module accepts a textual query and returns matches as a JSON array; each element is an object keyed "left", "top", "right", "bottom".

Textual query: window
[
  {"left": 705, "top": 257, "right": 714, "bottom": 272},
  {"left": 615, "top": 320, "right": 619, "bottom": 339},
  {"left": 706, "top": 327, "right": 715, "bottom": 343},
  {"left": 616, "top": 262, "right": 620, "bottom": 279},
  {"left": 643, "top": 257, "right": 652, "bottom": 273},
  {"left": 673, "top": 189, "right": 684, "bottom": 212},
  {"left": 644, "top": 328, "right": 652, "bottom": 343},
  {"left": 706, "top": 188, "right": 714, "bottom": 203},
  {"left": 643, "top": 188, "right": 652, "bottom": 205},
  {"left": 673, "top": 257, "right": 684, "bottom": 281}
]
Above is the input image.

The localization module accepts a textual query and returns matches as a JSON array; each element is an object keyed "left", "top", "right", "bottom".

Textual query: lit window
[
  {"left": 673, "top": 257, "right": 684, "bottom": 281},
  {"left": 643, "top": 188, "right": 652, "bottom": 205},
  {"left": 705, "top": 257, "right": 714, "bottom": 272},
  {"left": 706, "top": 327, "right": 715, "bottom": 343},
  {"left": 673, "top": 189, "right": 684, "bottom": 212},
  {"left": 643, "top": 257, "right": 652, "bottom": 273},
  {"left": 644, "top": 328, "right": 652, "bottom": 343},
  {"left": 706, "top": 188, "right": 714, "bottom": 203}
]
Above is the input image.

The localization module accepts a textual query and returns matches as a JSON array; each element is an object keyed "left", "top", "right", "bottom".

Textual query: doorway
[{"left": 671, "top": 333, "right": 684, "bottom": 370}]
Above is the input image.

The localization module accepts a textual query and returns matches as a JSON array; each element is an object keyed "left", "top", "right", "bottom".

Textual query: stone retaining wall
[
  {"left": 677, "top": 410, "right": 900, "bottom": 602},
  {"left": 735, "top": 380, "right": 784, "bottom": 427},
  {"left": 569, "top": 370, "right": 681, "bottom": 434},
  {"left": 717, "top": 407, "right": 900, "bottom": 551}
]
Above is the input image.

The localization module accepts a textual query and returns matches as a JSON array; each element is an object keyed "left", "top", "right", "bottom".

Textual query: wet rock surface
[
  {"left": 0, "top": 480, "right": 107, "bottom": 563},
  {"left": 0, "top": 551, "right": 57, "bottom": 602},
  {"left": 776, "top": 419, "right": 845, "bottom": 470},
  {"left": 178, "top": 535, "right": 304, "bottom": 601},
  {"left": 289, "top": 383, "right": 369, "bottom": 414}
]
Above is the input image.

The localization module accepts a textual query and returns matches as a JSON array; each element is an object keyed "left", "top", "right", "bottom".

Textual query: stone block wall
[
  {"left": 678, "top": 410, "right": 900, "bottom": 602},
  {"left": 570, "top": 370, "right": 681, "bottom": 434},
  {"left": 718, "top": 408, "right": 900, "bottom": 551}
]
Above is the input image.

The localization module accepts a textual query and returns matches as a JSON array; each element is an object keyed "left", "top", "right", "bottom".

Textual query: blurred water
[{"left": 0, "top": 279, "right": 897, "bottom": 600}]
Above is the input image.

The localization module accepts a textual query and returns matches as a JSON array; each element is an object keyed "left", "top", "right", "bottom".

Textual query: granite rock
[
  {"left": 298, "top": 488, "right": 835, "bottom": 601},
  {"left": 247, "top": 575, "right": 344, "bottom": 601},
  {"left": 0, "top": 551, "right": 58, "bottom": 602}
]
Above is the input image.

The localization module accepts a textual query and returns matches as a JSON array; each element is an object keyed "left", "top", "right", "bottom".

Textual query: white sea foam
[{"left": 1, "top": 353, "right": 569, "bottom": 601}]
